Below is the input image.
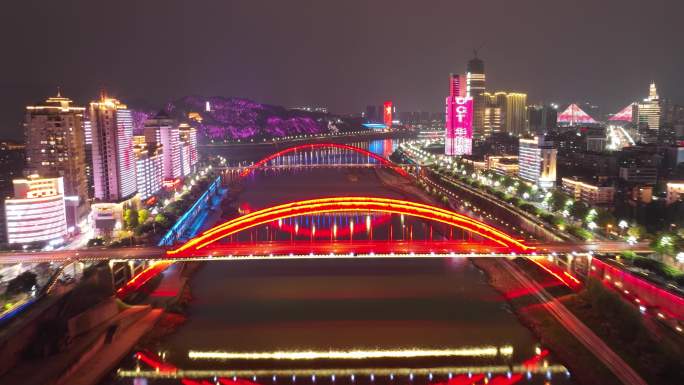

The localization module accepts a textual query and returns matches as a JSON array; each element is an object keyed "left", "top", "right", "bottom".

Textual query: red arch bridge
[
  {"left": 0, "top": 197, "right": 650, "bottom": 297},
  {"left": 220, "top": 143, "right": 410, "bottom": 178}
]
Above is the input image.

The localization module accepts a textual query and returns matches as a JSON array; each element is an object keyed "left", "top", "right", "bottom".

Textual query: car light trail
[{"left": 187, "top": 346, "right": 514, "bottom": 361}]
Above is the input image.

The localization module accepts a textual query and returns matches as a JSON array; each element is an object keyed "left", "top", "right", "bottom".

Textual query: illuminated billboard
[
  {"left": 383, "top": 101, "right": 392, "bottom": 130},
  {"left": 445, "top": 96, "right": 473, "bottom": 156}
]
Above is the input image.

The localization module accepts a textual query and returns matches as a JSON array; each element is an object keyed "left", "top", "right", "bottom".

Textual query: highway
[
  {"left": 0, "top": 240, "right": 652, "bottom": 264},
  {"left": 500, "top": 258, "right": 648, "bottom": 385}
]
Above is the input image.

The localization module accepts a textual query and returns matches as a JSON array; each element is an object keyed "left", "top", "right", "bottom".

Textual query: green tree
[
  {"left": 154, "top": 213, "right": 171, "bottom": 229},
  {"left": 627, "top": 224, "right": 646, "bottom": 240},
  {"left": 138, "top": 209, "right": 149, "bottom": 224},
  {"left": 570, "top": 201, "right": 590, "bottom": 221},
  {"left": 595, "top": 209, "right": 616, "bottom": 228},
  {"left": 6, "top": 271, "right": 37, "bottom": 296},
  {"left": 123, "top": 208, "right": 138, "bottom": 229}
]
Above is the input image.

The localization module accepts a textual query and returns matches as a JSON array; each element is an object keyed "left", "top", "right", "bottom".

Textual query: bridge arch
[
  {"left": 238, "top": 143, "right": 409, "bottom": 178},
  {"left": 168, "top": 197, "right": 531, "bottom": 255}
]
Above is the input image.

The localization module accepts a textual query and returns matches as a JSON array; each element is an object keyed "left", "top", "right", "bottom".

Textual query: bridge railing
[{"left": 158, "top": 176, "right": 223, "bottom": 246}]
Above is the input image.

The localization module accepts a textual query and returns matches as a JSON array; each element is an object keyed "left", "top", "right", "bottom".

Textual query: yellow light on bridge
[{"left": 188, "top": 346, "right": 514, "bottom": 361}]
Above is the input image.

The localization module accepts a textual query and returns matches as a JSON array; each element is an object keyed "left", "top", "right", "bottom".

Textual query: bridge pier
[{"left": 108, "top": 260, "right": 148, "bottom": 290}]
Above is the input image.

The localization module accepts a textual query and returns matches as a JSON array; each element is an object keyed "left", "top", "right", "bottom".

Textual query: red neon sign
[
  {"left": 445, "top": 96, "right": 473, "bottom": 156},
  {"left": 383, "top": 101, "right": 392, "bottom": 129}
]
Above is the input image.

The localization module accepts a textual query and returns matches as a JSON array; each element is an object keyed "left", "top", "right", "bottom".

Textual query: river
[{"left": 107, "top": 138, "right": 572, "bottom": 385}]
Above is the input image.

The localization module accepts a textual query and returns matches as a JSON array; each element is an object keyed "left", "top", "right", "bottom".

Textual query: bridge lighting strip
[
  {"left": 239, "top": 143, "right": 408, "bottom": 178},
  {"left": 117, "top": 365, "right": 570, "bottom": 379},
  {"left": 170, "top": 197, "right": 530, "bottom": 254},
  {"left": 188, "top": 346, "right": 514, "bottom": 361},
  {"left": 110, "top": 253, "right": 549, "bottom": 263}
]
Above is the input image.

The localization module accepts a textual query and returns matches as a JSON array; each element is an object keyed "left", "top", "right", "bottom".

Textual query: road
[
  {"left": 0, "top": 240, "right": 652, "bottom": 264},
  {"left": 499, "top": 258, "right": 648, "bottom": 385}
]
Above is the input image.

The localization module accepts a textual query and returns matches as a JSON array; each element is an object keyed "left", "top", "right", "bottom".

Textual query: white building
[
  {"left": 179, "top": 123, "right": 198, "bottom": 176},
  {"left": 90, "top": 96, "right": 136, "bottom": 202},
  {"left": 145, "top": 111, "right": 182, "bottom": 181},
  {"left": 518, "top": 137, "right": 557, "bottom": 188},
  {"left": 4, "top": 176, "right": 68, "bottom": 246},
  {"left": 133, "top": 136, "right": 164, "bottom": 201}
]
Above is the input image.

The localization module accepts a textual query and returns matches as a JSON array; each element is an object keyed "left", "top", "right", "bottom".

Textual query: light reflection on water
[{"left": 107, "top": 139, "right": 572, "bottom": 384}]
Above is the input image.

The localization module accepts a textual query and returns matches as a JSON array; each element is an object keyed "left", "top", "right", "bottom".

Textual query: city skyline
[{"left": 1, "top": 0, "right": 683, "bottom": 139}]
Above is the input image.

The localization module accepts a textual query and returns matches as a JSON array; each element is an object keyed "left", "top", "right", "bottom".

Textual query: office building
[
  {"left": 90, "top": 95, "right": 137, "bottom": 202},
  {"left": 24, "top": 94, "right": 88, "bottom": 210},
  {"left": 483, "top": 92, "right": 528, "bottom": 136},
  {"left": 527, "top": 104, "right": 558, "bottom": 134},
  {"left": 637, "top": 82, "right": 662, "bottom": 130},
  {"left": 467, "top": 56, "right": 486, "bottom": 141},
  {"left": 518, "top": 136, "right": 557, "bottom": 188},
  {"left": 4, "top": 176, "right": 68, "bottom": 246}
]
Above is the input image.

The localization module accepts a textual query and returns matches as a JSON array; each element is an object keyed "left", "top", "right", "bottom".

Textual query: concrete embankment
[
  {"left": 0, "top": 299, "right": 162, "bottom": 385},
  {"left": 471, "top": 258, "right": 622, "bottom": 385}
]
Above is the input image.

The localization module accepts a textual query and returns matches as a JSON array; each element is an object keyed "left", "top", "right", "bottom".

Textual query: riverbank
[
  {"left": 471, "top": 258, "right": 621, "bottom": 385},
  {"left": 474, "top": 257, "right": 684, "bottom": 385}
]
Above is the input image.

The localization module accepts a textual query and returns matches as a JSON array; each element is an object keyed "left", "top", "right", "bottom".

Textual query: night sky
[{"left": 1, "top": 0, "right": 682, "bottom": 139}]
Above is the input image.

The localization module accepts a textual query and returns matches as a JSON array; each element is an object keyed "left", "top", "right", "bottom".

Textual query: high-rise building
[
  {"left": 466, "top": 56, "right": 486, "bottom": 141},
  {"left": 445, "top": 74, "right": 473, "bottom": 156},
  {"left": 144, "top": 111, "right": 181, "bottom": 180},
  {"left": 483, "top": 106, "right": 502, "bottom": 137},
  {"left": 4, "top": 175, "right": 68, "bottom": 246},
  {"left": 383, "top": 101, "right": 393, "bottom": 130},
  {"left": 24, "top": 94, "right": 88, "bottom": 210},
  {"left": 504, "top": 93, "right": 528, "bottom": 135},
  {"left": 518, "top": 136, "right": 557, "bottom": 188},
  {"left": 483, "top": 92, "right": 528, "bottom": 136},
  {"left": 90, "top": 95, "right": 137, "bottom": 202},
  {"left": 637, "top": 82, "right": 662, "bottom": 130},
  {"left": 179, "top": 123, "right": 199, "bottom": 176},
  {"left": 133, "top": 136, "right": 163, "bottom": 201},
  {"left": 83, "top": 118, "right": 95, "bottom": 198},
  {"left": 527, "top": 104, "right": 558, "bottom": 134}
]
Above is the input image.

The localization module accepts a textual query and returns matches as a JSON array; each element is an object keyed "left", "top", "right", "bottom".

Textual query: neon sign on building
[
  {"left": 445, "top": 96, "right": 473, "bottom": 156},
  {"left": 383, "top": 101, "right": 392, "bottom": 130}
]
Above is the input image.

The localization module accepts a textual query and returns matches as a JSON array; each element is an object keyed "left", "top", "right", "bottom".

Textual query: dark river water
[{"left": 108, "top": 139, "right": 572, "bottom": 385}]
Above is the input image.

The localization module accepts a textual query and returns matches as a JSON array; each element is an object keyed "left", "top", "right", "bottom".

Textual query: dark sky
[{"left": 1, "top": 0, "right": 682, "bottom": 139}]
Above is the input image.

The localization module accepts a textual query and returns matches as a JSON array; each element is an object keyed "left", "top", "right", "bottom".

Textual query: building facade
[
  {"left": 466, "top": 56, "right": 486, "bottom": 141},
  {"left": 561, "top": 177, "right": 615, "bottom": 205},
  {"left": 133, "top": 136, "right": 164, "bottom": 201},
  {"left": 444, "top": 74, "right": 473, "bottom": 156},
  {"left": 518, "top": 137, "right": 557, "bottom": 188},
  {"left": 4, "top": 176, "right": 68, "bottom": 246},
  {"left": 637, "top": 82, "right": 662, "bottom": 131},
  {"left": 90, "top": 96, "right": 137, "bottom": 202},
  {"left": 24, "top": 94, "right": 88, "bottom": 208},
  {"left": 145, "top": 111, "right": 182, "bottom": 180}
]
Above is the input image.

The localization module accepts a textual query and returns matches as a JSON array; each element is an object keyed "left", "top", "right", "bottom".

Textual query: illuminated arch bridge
[
  {"left": 168, "top": 197, "right": 532, "bottom": 256},
  {"left": 236, "top": 143, "right": 409, "bottom": 178}
]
